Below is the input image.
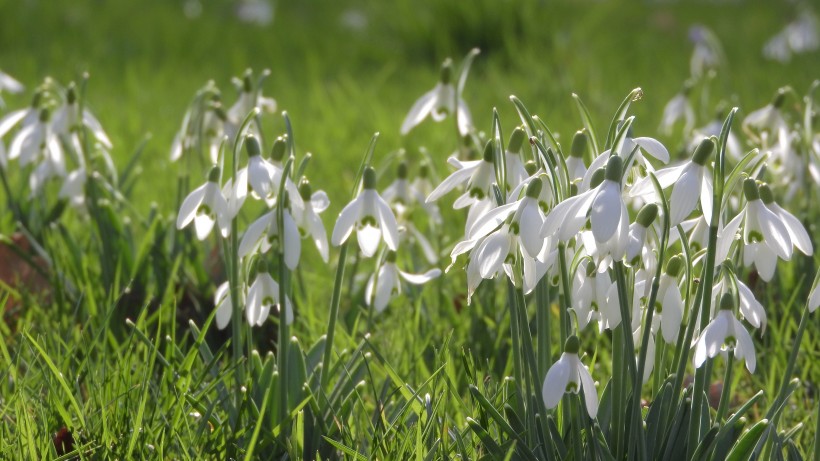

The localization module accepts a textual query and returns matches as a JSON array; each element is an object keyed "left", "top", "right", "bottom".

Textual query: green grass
[{"left": 0, "top": 0, "right": 818, "bottom": 458}]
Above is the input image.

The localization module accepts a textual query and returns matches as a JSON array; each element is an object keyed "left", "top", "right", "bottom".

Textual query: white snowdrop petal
[
  {"left": 468, "top": 202, "right": 517, "bottom": 240},
  {"left": 477, "top": 232, "right": 510, "bottom": 278},
  {"left": 578, "top": 362, "right": 599, "bottom": 418},
  {"left": 733, "top": 318, "right": 756, "bottom": 373},
  {"left": 753, "top": 201, "right": 792, "bottom": 259},
  {"left": 542, "top": 354, "right": 572, "bottom": 409},
  {"left": 376, "top": 196, "right": 400, "bottom": 251},
  {"left": 634, "top": 137, "right": 670, "bottom": 163},
  {"left": 426, "top": 166, "right": 475, "bottom": 203},
  {"left": 590, "top": 181, "right": 622, "bottom": 243},
  {"left": 401, "top": 87, "right": 439, "bottom": 135},
  {"left": 177, "top": 185, "right": 207, "bottom": 229},
  {"left": 283, "top": 213, "right": 302, "bottom": 270},
  {"left": 774, "top": 204, "right": 812, "bottom": 255},
  {"left": 331, "top": 196, "right": 361, "bottom": 246},
  {"left": 193, "top": 215, "right": 216, "bottom": 240},
  {"left": 358, "top": 224, "right": 382, "bottom": 257},
  {"left": 309, "top": 211, "right": 330, "bottom": 263},
  {"left": 238, "top": 213, "right": 271, "bottom": 258},
  {"left": 700, "top": 173, "right": 713, "bottom": 225},
  {"left": 399, "top": 268, "right": 441, "bottom": 284},
  {"left": 669, "top": 164, "right": 701, "bottom": 226}
]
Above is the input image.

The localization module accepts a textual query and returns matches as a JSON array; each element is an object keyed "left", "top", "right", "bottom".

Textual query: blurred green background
[{"left": 1, "top": 0, "right": 817, "bottom": 210}]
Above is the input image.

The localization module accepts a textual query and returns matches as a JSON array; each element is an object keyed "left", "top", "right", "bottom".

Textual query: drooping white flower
[
  {"left": 689, "top": 24, "right": 723, "bottom": 78},
  {"left": 410, "top": 161, "right": 442, "bottom": 225},
  {"left": 711, "top": 277, "right": 767, "bottom": 333},
  {"left": 758, "top": 184, "right": 813, "bottom": 257},
  {"left": 400, "top": 58, "right": 471, "bottom": 136},
  {"left": 238, "top": 206, "right": 301, "bottom": 269},
  {"left": 580, "top": 132, "right": 669, "bottom": 193},
  {"left": 365, "top": 251, "right": 441, "bottom": 313},
  {"left": 624, "top": 203, "right": 659, "bottom": 269},
  {"left": 743, "top": 90, "right": 790, "bottom": 158},
  {"left": 52, "top": 83, "right": 112, "bottom": 148},
  {"left": 691, "top": 114, "right": 742, "bottom": 160},
  {"left": 213, "top": 281, "right": 241, "bottom": 330},
  {"left": 226, "top": 69, "right": 276, "bottom": 137},
  {"left": 542, "top": 336, "right": 598, "bottom": 418},
  {"left": 58, "top": 167, "right": 87, "bottom": 209},
  {"left": 660, "top": 86, "right": 695, "bottom": 135},
  {"left": 694, "top": 294, "right": 756, "bottom": 373},
  {"left": 654, "top": 256, "right": 685, "bottom": 344},
  {"left": 246, "top": 268, "right": 293, "bottom": 326},
  {"left": 332, "top": 166, "right": 400, "bottom": 257},
  {"left": 631, "top": 137, "right": 715, "bottom": 226},
  {"left": 566, "top": 130, "right": 589, "bottom": 182},
  {"left": 176, "top": 166, "right": 231, "bottom": 240},
  {"left": 8, "top": 108, "right": 64, "bottom": 171},
  {"left": 293, "top": 179, "right": 330, "bottom": 263},
  {"left": 426, "top": 141, "right": 496, "bottom": 210},
  {"left": 0, "top": 69, "right": 23, "bottom": 107},
  {"left": 763, "top": 11, "right": 819, "bottom": 62},
  {"left": 571, "top": 262, "right": 619, "bottom": 332}
]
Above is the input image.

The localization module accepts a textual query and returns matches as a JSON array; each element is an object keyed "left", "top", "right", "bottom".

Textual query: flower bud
[
  {"left": 605, "top": 155, "right": 623, "bottom": 182},
  {"left": 397, "top": 161, "right": 408, "bottom": 180},
  {"left": 719, "top": 292, "right": 735, "bottom": 311},
  {"left": 524, "top": 160, "right": 538, "bottom": 176},
  {"left": 525, "top": 177, "right": 542, "bottom": 199},
  {"left": 758, "top": 183, "right": 775, "bottom": 205},
  {"left": 207, "top": 166, "right": 221, "bottom": 183},
  {"left": 665, "top": 254, "right": 683, "bottom": 278},
  {"left": 245, "top": 135, "right": 261, "bottom": 158},
  {"left": 590, "top": 167, "right": 607, "bottom": 189},
  {"left": 742, "top": 178, "right": 760, "bottom": 201},
  {"left": 385, "top": 250, "right": 397, "bottom": 263},
  {"left": 692, "top": 138, "right": 714, "bottom": 166},
  {"left": 508, "top": 127, "right": 527, "bottom": 154},
  {"left": 482, "top": 140, "right": 495, "bottom": 163},
  {"left": 564, "top": 335, "right": 580, "bottom": 354},
  {"left": 636, "top": 203, "right": 659, "bottom": 228},
  {"left": 363, "top": 166, "right": 377, "bottom": 190},
  {"left": 298, "top": 178, "right": 312, "bottom": 201},
  {"left": 570, "top": 130, "right": 587, "bottom": 159},
  {"left": 271, "top": 137, "right": 287, "bottom": 162}
]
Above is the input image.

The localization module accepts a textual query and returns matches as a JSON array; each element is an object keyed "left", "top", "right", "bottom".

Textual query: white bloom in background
[
  {"left": 8, "top": 108, "right": 63, "bottom": 170},
  {"left": 365, "top": 251, "right": 441, "bottom": 313},
  {"left": 566, "top": 130, "right": 589, "bottom": 182},
  {"left": 718, "top": 179, "right": 794, "bottom": 281},
  {"left": 52, "top": 84, "right": 112, "bottom": 148},
  {"left": 0, "top": 93, "right": 42, "bottom": 146},
  {"left": 810, "top": 280, "right": 820, "bottom": 313},
  {"left": 227, "top": 70, "right": 276, "bottom": 131},
  {"left": 660, "top": 86, "right": 695, "bottom": 135},
  {"left": 293, "top": 180, "right": 330, "bottom": 262},
  {"left": 58, "top": 167, "right": 87, "bottom": 209},
  {"left": 0, "top": 69, "right": 23, "bottom": 107},
  {"left": 332, "top": 166, "right": 400, "bottom": 257},
  {"left": 427, "top": 141, "right": 496, "bottom": 209},
  {"left": 213, "top": 281, "right": 242, "bottom": 330},
  {"left": 689, "top": 24, "right": 723, "bottom": 78},
  {"left": 571, "top": 262, "right": 619, "bottom": 331},
  {"left": 236, "top": 0, "right": 274, "bottom": 26},
  {"left": 246, "top": 267, "right": 293, "bottom": 326},
  {"left": 763, "top": 12, "right": 819, "bottom": 62},
  {"left": 742, "top": 90, "right": 790, "bottom": 157},
  {"left": 542, "top": 336, "right": 598, "bottom": 419},
  {"left": 410, "top": 161, "right": 442, "bottom": 225},
  {"left": 694, "top": 294, "right": 756, "bottom": 373},
  {"left": 176, "top": 166, "right": 231, "bottom": 240},
  {"left": 401, "top": 58, "right": 471, "bottom": 136},
  {"left": 238, "top": 206, "right": 301, "bottom": 269},
  {"left": 631, "top": 137, "right": 714, "bottom": 226},
  {"left": 691, "top": 114, "right": 742, "bottom": 160}
]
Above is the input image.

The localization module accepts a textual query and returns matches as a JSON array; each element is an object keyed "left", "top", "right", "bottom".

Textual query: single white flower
[
  {"left": 365, "top": 251, "right": 441, "bottom": 313},
  {"left": 742, "top": 90, "right": 790, "bottom": 158},
  {"left": 293, "top": 179, "right": 330, "bottom": 263},
  {"left": 689, "top": 25, "right": 723, "bottom": 78},
  {"left": 213, "top": 281, "right": 239, "bottom": 330},
  {"left": 694, "top": 294, "right": 756, "bottom": 373},
  {"left": 410, "top": 161, "right": 442, "bottom": 225},
  {"left": 58, "top": 167, "right": 87, "bottom": 209},
  {"left": 758, "top": 184, "right": 813, "bottom": 257},
  {"left": 246, "top": 268, "right": 293, "bottom": 326},
  {"left": 631, "top": 137, "right": 715, "bottom": 226},
  {"left": 711, "top": 277, "right": 767, "bottom": 333},
  {"left": 426, "top": 141, "right": 496, "bottom": 209},
  {"left": 0, "top": 69, "right": 23, "bottom": 107},
  {"left": 660, "top": 87, "right": 695, "bottom": 135},
  {"left": 52, "top": 84, "right": 112, "bottom": 148},
  {"left": 401, "top": 58, "right": 471, "bottom": 136},
  {"left": 624, "top": 203, "right": 659, "bottom": 268},
  {"left": 571, "top": 262, "right": 619, "bottom": 332},
  {"left": 542, "top": 336, "right": 598, "bottom": 418},
  {"left": 238, "top": 206, "right": 301, "bottom": 269},
  {"left": 8, "top": 108, "right": 64, "bottom": 170},
  {"left": 654, "top": 256, "right": 685, "bottom": 344},
  {"left": 226, "top": 70, "right": 276, "bottom": 136},
  {"left": 332, "top": 166, "right": 400, "bottom": 257},
  {"left": 176, "top": 166, "right": 231, "bottom": 240}
]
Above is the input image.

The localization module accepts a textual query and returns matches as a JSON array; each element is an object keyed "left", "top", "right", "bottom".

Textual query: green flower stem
[
  {"left": 715, "top": 350, "right": 734, "bottom": 422},
  {"left": 611, "top": 325, "right": 625, "bottom": 456},
  {"left": 506, "top": 280, "right": 526, "bottom": 418},
  {"left": 535, "top": 277, "right": 551, "bottom": 381},
  {"left": 556, "top": 242, "right": 572, "bottom": 345},
  {"left": 319, "top": 241, "right": 348, "bottom": 389}
]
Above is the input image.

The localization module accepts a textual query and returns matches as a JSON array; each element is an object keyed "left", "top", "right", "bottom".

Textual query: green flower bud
[
  {"left": 590, "top": 167, "right": 607, "bottom": 189},
  {"left": 636, "top": 203, "right": 659, "bottom": 228},
  {"left": 245, "top": 135, "right": 261, "bottom": 158},
  {"left": 298, "top": 178, "right": 312, "bottom": 201},
  {"left": 363, "top": 167, "right": 377, "bottom": 190},
  {"left": 758, "top": 183, "right": 775, "bottom": 205},
  {"left": 742, "top": 178, "right": 760, "bottom": 201},
  {"left": 385, "top": 250, "right": 397, "bottom": 263},
  {"left": 692, "top": 138, "right": 714, "bottom": 166},
  {"left": 665, "top": 255, "right": 683, "bottom": 278},
  {"left": 397, "top": 161, "right": 408, "bottom": 179},
  {"left": 508, "top": 127, "right": 527, "bottom": 154},
  {"left": 605, "top": 155, "right": 623, "bottom": 182},
  {"left": 526, "top": 177, "right": 542, "bottom": 199},
  {"left": 564, "top": 335, "right": 580, "bottom": 354},
  {"left": 271, "top": 137, "right": 287, "bottom": 162},
  {"left": 719, "top": 292, "right": 735, "bottom": 311},
  {"left": 524, "top": 160, "right": 538, "bottom": 176},
  {"left": 570, "top": 130, "right": 588, "bottom": 159},
  {"left": 482, "top": 140, "right": 495, "bottom": 163},
  {"left": 207, "top": 166, "right": 221, "bottom": 183}
]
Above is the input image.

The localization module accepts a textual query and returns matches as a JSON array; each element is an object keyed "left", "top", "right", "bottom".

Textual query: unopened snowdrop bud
[
  {"left": 605, "top": 155, "right": 623, "bottom": 182},
  {"left": 571, "top": 130, "right": 588, "bottom": 158},
  {"left": 758, "top": 183, "right": 775, "bottom": 205},
  {"left": 39, "top": 108, "right": 50, "bottom": 123},
  {"left": 665, "top": 255, "right": 684, "bottom": 278},
  {"left": 397, "top": 161, "right": 408, "bottom": 180},
  {"left": 524, "top": 161, "right": 538, "bottom": 176},
  {"left": 245, "top": 134, "right": 262, "bottom": 158},
  {"left": 742, "top": 178, "right": 760, "bottom": 201},
  {"left": 636, "top": 203, "right": 658, "bottom": 228},
  {"left": 719, "top": 292, "right": 735, "bottom": 311},
  {"left": 439, "top": 58, "right": 453, "bottom": 84},
  {"left": 589, "top": 168, "right": 606, "bottom": 189},
  {"left": 542, "top": 334, "right": 598, "bottom": 418},
  {"left": 691, "top": 137, "right": 714, "bottom": 166},
  {"left": 482, "top": 140, "right": 495, "bottom": 163},
  {"left": 508, "top": 127, "right": 527, "bottom": 154},
  {"left": 271, "top": 137, "right": 287, "bottom": 162},
  {"left": 298, "top": 179, "right": 312, "bottom": 202}
]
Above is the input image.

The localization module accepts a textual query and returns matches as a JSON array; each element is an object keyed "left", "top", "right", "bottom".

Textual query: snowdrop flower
[
  {"left": 332, "top": 166, "right": 400, "bottom": 257},
  {"left": 235, "top": 0, "right": 274, "bottom": 26},
  {"left": 238, "top": 200, "right": 300, "bottom": 269},
  {"left": 0, "top": 70, "right": 23, "bottom": 107},
  {"left": 59, "top": 167, "right": 87, "bottom": 209},
  {"left": 401, "top": 58, "right": 472, "bottom": 136},
  {"left": 580, "top": 129, "right": 669, "bottom": 193},
  {"left": 571, "top": 261, "right": 619, "bottom": 331},
  {"left": 758, "top": 184, "right": 813, "bottom": 257},
  {"left": 52, "top": 83, "right": 112, "bottom": 148},
  {"left": 293, "top": 179, "right": 330, "bottom": 263},
  {"left": 654, "top": 255, "right": 685, "bottom": 344},
  {"left": 719, "top": 179, "right": 794, "bottom": 281},
  {"left": 763, "top": 12, "right": 819, "bottom": 62},
  {"left": 566, "top": 130, "right": 589, "bottom": 182},
  {"left": 213, "top": 281, "right": 240, "bottom": 330},
  {"left": 176, "top": 166, "right": 231, "bottom": 240},
  {"left": 227, "top": 70, "right": 276, "bottom": 132},
  {"left": 694, "top": 293, "right": 756, "bottom": 373},
  {"left": 660, "top": 84, "right": 695, "bottom": 135},
  {"left": 624, "top": 203, "right": 659, "bottom": 268},
  {"left": 711, "top": 275, "right": 767, "bottom": 333},
  {"left": 427, "top": 141, "right": 496, "bottom": 209},
  {"left": 631, "top": 137, "right": 714, "bottom": 226},
  {"left": 381, "top": 161, "right": 431, "bottom": 220},
  {"left": 365, "top": 251, "right": 441, "bottom": 313},
  {"left": 246, "top": 263, "right": 293, "bottom": 326},
  {"left": 742, "top": 90, "right": 790, "bottom": 157},
  {"left": 542, "top": 336, "right": 598, "bottom": 419},
  {"left": 809, "top": 280, "right": 820, "bottom": 313},
  {"left": 410, "top": 161, "right": 442, "bottom": 225},
  {"left": 689, "top": 25, "right": 723, "bottom": 78},
  {"left": 502, "top": 128, "right": 529, "bottom": 192},
  {"left": 8, "top": 108, "right": 63, "bottom": 170},
  {"left": 691, "top": 112, "right": 742, "bottom": 160}
]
